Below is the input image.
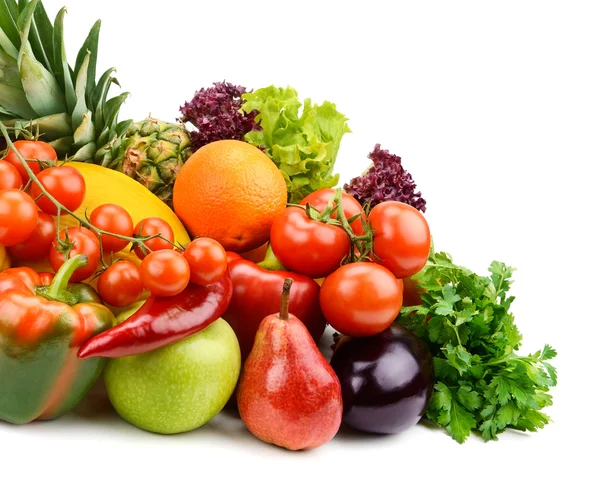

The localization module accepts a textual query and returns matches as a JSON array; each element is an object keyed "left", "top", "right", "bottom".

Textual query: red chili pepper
[{"left": 77, "top": 271, "right": 233, "bottom": 359}]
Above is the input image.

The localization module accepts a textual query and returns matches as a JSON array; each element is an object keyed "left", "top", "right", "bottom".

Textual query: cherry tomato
[
  {"left": 320, "top": 262, "right": 403, "bottom": 337},
  {"left": 140, "top": 250, "right": 190, "bottom": 297},
  {"left": 1, "top": 267, "right": 42, "bottom": 291},
  {"left": 7, "top": 212, "right": 56, "bottom": 261},
  {"left": 270, "top": 207, "right": 351, "bottom": 278},
  {"left": 183, "top": 238, "right": 228, "bottom": 286},
  {"left": 4, "top": 140, "right": 57, "bottom": 184},
  {"left": 49, "top": 227, "right": 101, "bottom": 282},
  {"left": 98, "top": 261, "right": 144, "bottom": 307},
  {"left": 30, "top": 166, "right": 86, "bottom": 215},
  {"left": 0, "top": 189, "right": 39, "bottom": 246},
  {"left": 301, "top": 188, "right": 366, "bottom": 236},
  {"left": 133, "top": 217, "right": 174, "bottom": 260},
  {"left": 89, "top": 203, "right": 134, "bottom": 253},
  {"left": 39, "top": 272, "right": 55, "bottom": 286},
  {"left": 368, "top": 201, "right": 431, "bottom": 279},
  {"left": 0, "top": 159, "right": 23, "bottom": 190}
]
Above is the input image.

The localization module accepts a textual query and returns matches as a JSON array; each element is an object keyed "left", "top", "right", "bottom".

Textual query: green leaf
[
  {"left": 71, "top": 50, "right": 90, "bottom": 130},
  {"left": 74, "top": 19, "right": 100, "bottom": 106},
  {"left": 25, "top": 0, "right": 53, "bottom": 72},
  {"left": 0, "top": 81, "right": 36, "bottom": 118},
  {"left": 19, "top": 51, "right": 65, "bottom": 115},
  {"left": 444, "top": 344, "right": 472, "bottom": 374},
  {"left": 446, "top": 401, "right": 476, "bottom": 444},
  {"left": 52, "top": 7, "right": 76, "bottom": 113},
  {"left": 72, "top": 110, "right": 94, "bottom": 147},
  {"left": 543, "top": 362, "right": 558, "bottom": 386},
  {"left": 540, "top": 344, "right": 557, "bottom": 361},
  {"left": 91, "top": 66, "right": 117, "bottom": 132},
  {"left": 456, "top": 385, "right": 482, "bottom": 411},
  {"left": 495, "top": 401, "right": 519, "bottom": 429},
  {"left": 0, "top": 48, "right": 21, "bottom": 88},
  {"left": 0, "top": 0, "right": 20, "bottom": 54}
]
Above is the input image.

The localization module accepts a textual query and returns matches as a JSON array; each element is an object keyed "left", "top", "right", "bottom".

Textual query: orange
[{"left": 173, "top": 140, "right": 288, "bottom": 252}]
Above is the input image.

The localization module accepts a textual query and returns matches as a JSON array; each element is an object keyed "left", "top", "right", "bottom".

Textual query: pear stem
[{"left": 279, "top": 278, "right": 293, "bottom": 320}]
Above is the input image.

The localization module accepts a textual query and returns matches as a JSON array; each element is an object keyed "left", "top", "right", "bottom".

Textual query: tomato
[
  {"left": 30, "top": 166, "right": 86, "bottom": 215},
  {"left": 140, "top": 250, "right": 190, "bottom": 297},
  {"left": 4, "top": 140, "right": 57, "bottom": 184},
  {"left": 133, "top": 217, "right": 174, "bottom": 260},
  {"left": 368, "top": 201, "right": 431, "bottom": 279},
  {"left": 39, "top": 272, "right": 55, "bottom": 286},
  {"left": 89, "top": 203, "right": 134, "bottom": 253},
  {"left": 0, "top": 189, "right": 39, "bottom": 246},
  {"left": 7, "top": 212, "right": 56, "bottom": 261},
  {"left": 49, "top": 227, "right": 101, "bottom": 282},
  {"left": 1, "top": 267, "right": 42, "bottom": 291},
  {"left": 183, "top": 238, "right": 228, "bottom": 286},
  {"left": 320, "top": 262, "right": 403, "bottom": 337},
  {"left": 0, "top": 159, "right": 23, "bottom": 190},
  {"left": 98, "top": 261, "right": 144, "bottom": 307},
  {"left": 301, "top": 188, "right": 366, "bottom": 236},
  {"left": 270, "top": 207, "right": 351, "bottom": 278}
]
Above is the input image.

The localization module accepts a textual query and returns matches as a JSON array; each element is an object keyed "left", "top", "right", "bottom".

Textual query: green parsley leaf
[{"left": 397, "top": 250, "right": 558, "bottom": 443}]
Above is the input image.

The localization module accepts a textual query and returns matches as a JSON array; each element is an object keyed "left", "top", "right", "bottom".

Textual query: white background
[{"left": 1, "top": 0, "right": 598, "bottom": 497}]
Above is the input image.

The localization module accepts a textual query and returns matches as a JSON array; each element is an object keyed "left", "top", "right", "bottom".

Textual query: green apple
[{"left": 104, "top": 318, "right": 241, "bottom": 435}]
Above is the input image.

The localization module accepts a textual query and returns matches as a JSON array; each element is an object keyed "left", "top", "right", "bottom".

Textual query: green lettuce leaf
[{"left": 242, "top": 86, "right": 350, "bottom": 203}]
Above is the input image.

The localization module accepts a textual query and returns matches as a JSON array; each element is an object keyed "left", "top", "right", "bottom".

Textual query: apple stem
[{"left": 279, "top": 278, "right": 293, "bottom": 320}]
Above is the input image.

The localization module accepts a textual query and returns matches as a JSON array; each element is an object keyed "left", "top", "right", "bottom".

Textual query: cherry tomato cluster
[
  {"left": 270, "top": 188, "right": 431, "bottom": 338},
  {"left": 0, "top": 140, "right": 229, "bottom": 308}
]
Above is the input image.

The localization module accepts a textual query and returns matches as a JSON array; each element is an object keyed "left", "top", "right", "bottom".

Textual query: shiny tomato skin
[
  {"left": 98, "top": 261, "right": 144, "bottom": 307},
  {"left": 320, "top": 262, "right": 403, "bottom": 337},
  {"left": 0, "top": 189, "right": 39, "bottom": 246},
  {"left": 4, "top": 140, "right": 57, "bottom": 184},
  {"left": 90, "top": 203, "right": 134, "bottom": 253},
  {"left": 30, "top": 166, "right": 86, "bottom": 215},
  {"left": 49, "top": 227, "right": 101, "bottom": 282},
  {"left": 7, "top": 212, "right": 56, "bottom": 261},
  {"left": 140, "top": 250, "right": 190, "bottom": 297},
  {"left": 270, "top": 207, "right": 351, "bottom": 278},
  {"left": 368, "top": 201, "right": 431, "bottom": 279},
  {"left": 301, "top": 188, "right": 366, "bottom": 236},
  {"left": 39, "top": 272, "right": 55, "bottom": 286},
  {"left": 0, "top": 160, "right": 23, "bottom": 190},
  {"left": 184, "top": 238, "right": 228, "bottom": 286},
  {"left": 133, "top": 217, "right": 174, "bottom": 260}
]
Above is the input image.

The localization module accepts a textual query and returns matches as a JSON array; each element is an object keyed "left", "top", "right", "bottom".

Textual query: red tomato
[
  {"left": 1, "top": 267, "right": 42, "bottom": 291},
  {"left": 140, "top": 250, "right": 190, "bottom": 297},
  {"left": 89, "top": 204, "right": 134, "bottom": 253},
  {"left": 133, "top": 217, "right": 174, "bottom": 260},
  {"left": 30, "top": 166, "right": 86, "bottom": 215},
  {"left": 320, "top": 262, "right": 403, "bottom": 337},
  {"left": 368, "top": 201, "right": 431, "bottom": 279},
  {"left": 7, "top": 212, "right": 56, "bottom": 261},
  {"left": 270, "top": 207, "right": 351, "bottom": 278},
  {"left": 39, "top": 272, "right": 55, "bottom": 286},
  {"left": 0, "top": 189, "right": 39, "bottom": 246},
  {"left": 301, "top": 188, "right": 366, "bottom": 236},
  {"left": 49, "top": 227, "right": 101, "bottom": 282},
  {"left": 4, "top": 140, "right": 57, "bottom": 184},
  {"left": 98, "top": 261, "right": 144, "bottom": 307},
  {"left": 0, "top": 159, "right": 23, "bottom": 190},
  {"left": 183, "top": 238, "right": 228, "bottom": 286}
]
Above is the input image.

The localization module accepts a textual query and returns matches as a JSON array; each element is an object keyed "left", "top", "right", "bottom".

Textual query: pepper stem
[
  {"left": 279, "top": 278, "right": 293, "bottom": 320},
  {"left": 46, "top": 255, "right": 88, "bottom": 299}
]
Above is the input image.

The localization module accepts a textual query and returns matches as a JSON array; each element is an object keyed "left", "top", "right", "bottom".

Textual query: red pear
[{"left": 237, "top": 279, "right": 343, "bottom": 450}]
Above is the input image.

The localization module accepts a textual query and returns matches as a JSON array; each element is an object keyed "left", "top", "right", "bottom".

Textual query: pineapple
[
  {"left": 97, "top": 118, "right": 193, "bottom": 206},
  {"left": 0, "top": 0, "right": 191, "bottom": 205},
  {"left": 0, "top": 0, "right": 130, "bottom": 161}
]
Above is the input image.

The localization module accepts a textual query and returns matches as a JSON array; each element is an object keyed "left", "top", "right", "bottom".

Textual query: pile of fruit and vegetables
[{"left": 0, "top": 0, "right": 557, "bottom": 448}]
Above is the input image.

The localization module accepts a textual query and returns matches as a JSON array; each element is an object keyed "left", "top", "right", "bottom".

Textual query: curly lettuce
[{"left": 242, "top": 86, "right": 351, "bottom": 203}]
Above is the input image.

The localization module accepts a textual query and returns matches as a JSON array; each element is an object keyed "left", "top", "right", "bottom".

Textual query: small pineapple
[{"left": 97, "top": 118, "right": 193, "bottom": 206}]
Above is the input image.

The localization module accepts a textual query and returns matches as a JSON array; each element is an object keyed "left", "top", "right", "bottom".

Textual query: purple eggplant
[{"left": 330, "top": 325, "right": 434, "bottom": 434}]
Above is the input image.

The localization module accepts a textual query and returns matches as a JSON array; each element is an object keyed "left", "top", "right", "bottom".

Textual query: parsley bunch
[{"left": 397, "top": 251, "right": 557, "bottom": 443}]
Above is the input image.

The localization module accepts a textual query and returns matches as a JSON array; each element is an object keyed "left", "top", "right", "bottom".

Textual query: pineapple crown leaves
[{"left": 0, "top": 0, "right": 129, "bottom": 161}]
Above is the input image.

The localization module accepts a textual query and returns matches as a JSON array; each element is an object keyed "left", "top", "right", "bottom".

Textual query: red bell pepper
[{"left": 223, "top": 253, "right": 326, "bottom": 360}]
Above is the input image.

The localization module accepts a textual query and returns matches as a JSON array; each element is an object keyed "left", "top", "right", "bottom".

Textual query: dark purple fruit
[{"left": 330, "top": 325, "right": 434, "bottom": 434}]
